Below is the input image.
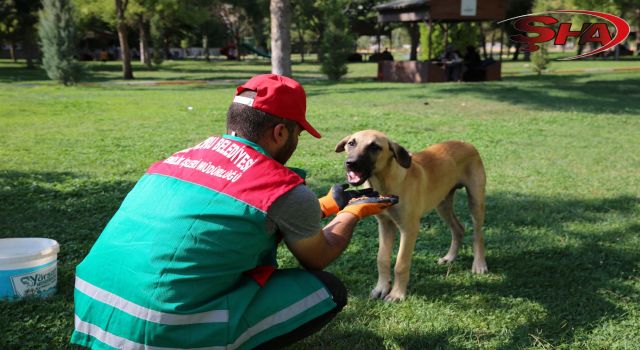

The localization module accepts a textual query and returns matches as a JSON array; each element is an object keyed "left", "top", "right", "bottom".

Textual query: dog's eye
[
  {"left": 368, "top": 143, "right": 382, "bottom": 152},
  {"left": 347, "top": 140, "right": 356, "bottom": 147}
]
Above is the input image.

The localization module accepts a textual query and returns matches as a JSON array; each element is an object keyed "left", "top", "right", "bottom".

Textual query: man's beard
[{"left": 273, "top": 133, "right": 297, "bottom": 165}]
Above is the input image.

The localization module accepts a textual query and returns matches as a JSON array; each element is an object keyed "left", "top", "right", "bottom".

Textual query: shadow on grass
[
  {"left": 436, "top": 74, "right": 640, "bottom": 115},
  {"left": 0, "top": 63, "right": 49, "bottom": 83},
  {"left": 0, "top": 170, "right": 135, "bottom": 267},
  {"left": 0, "top": 170, "right": 137, "bottom": 349},
  {"left": 2, "top": 169, "right": 638, "bottom": 348},
  {"left": 337, "top": 191, "right": 639, "bottom": 348},
  {"left": 0, "top": 61, "right": 320, "bottom": 85}
]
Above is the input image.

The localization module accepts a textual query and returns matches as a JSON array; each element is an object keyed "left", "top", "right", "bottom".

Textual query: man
[
  {"left": 439, "top": 44, "right": 463, "bottom": 82},
  {"left": 71, "top": 74, "right": 398, "bottom": 350}
]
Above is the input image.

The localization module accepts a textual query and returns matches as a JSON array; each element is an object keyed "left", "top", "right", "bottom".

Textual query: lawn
[{"left": 1, "top": 57, "right": 639, "bottom": 349}]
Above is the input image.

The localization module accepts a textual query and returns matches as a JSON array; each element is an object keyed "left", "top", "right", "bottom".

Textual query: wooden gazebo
[{"left": 374, "top": 0, "right": 507, "bottom": 83}]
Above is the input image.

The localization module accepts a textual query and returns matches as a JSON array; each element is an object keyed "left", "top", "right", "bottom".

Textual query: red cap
[{"left": 234, "top": 74, "right": 321, "bottom": 138}]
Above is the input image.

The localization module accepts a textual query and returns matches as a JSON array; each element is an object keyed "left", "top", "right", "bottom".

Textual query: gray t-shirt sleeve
[{"left": 266, "top": 184, "right": 322, "bottom": 242}]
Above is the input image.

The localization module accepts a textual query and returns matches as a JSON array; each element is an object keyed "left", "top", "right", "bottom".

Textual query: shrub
[
  {"left": 319, "top": 0, "right": 353, "bottom": 81},
  {"left": 38, "top": 0, "right": 82, "bottom": 85},
  {"left": 531, "top": 44, "right": 551, "bottom": 75}
]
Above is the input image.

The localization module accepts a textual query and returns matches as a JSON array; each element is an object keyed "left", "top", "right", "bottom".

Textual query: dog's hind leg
[
  {"left": 466, "top": 169, "right": 488, "bottom": 274},
  {"left": 436, "top": 189, "right": 465, "bottom": 265},
  {"left": 371, "top": 215, "right": 396, "bottom": 299}
]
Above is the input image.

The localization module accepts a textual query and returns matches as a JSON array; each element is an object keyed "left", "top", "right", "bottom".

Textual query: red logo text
[{"left": 500, "top": 10, "right": 630, "bottom": 60}]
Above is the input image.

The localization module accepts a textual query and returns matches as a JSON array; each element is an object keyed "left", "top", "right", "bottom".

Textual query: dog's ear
[
  {"left": 389, "top": 141, "right": 412, "bottom": 168},
  {"left": 335, "top": 135, "right": 351, "bottom": 153}
]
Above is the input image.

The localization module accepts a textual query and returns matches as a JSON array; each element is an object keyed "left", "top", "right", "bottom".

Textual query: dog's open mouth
[{"left": 346, "top": 170, "right": 367, "bottom": 186}]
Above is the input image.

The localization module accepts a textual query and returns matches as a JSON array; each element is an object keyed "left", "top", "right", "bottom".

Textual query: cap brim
[{"left": 298, "top": 119, "right": 321, "bottom": 139}]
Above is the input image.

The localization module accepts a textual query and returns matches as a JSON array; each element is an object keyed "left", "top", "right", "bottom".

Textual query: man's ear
[
  {"left": 389, "top": 141, "right": 412, "bottom": 168},
  {"left": 272, "top": 123, "right": 289, "bottom": 145},
  {"left": 334, "top": 135, "right": 351, "bottom": 153}
]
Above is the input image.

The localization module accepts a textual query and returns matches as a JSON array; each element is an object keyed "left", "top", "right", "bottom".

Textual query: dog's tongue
[{"left": 347, "top": 171, "right": 362, "bottom": 184}]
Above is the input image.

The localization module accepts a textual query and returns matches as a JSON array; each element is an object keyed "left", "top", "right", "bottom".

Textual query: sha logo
[{"left": 500, "top": 10, "right": 631, "bottom": 60}]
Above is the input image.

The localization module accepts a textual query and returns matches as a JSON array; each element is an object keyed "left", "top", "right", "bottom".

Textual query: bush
[
  {"left": 38, "top": 0, "right": 82, "bottom": 85},
  {"left": 531, "top": 44, "right": 551, "bottom": 75},
  {"left": 320, "top": 28, "right": 352, "bottom": 80},
  {"left": 319, "top": 0, "right": 353, "bottom": 81}
]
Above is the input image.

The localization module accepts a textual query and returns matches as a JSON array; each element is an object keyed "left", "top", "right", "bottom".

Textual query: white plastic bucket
[{"left": 0, "top": 238, "right": 60, "bottom": 300}]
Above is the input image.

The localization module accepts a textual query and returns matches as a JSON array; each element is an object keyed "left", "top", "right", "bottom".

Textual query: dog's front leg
[
  {"left": 384, "top": 221, "right": 419, "bottom": 302},
  {"left": 370, "top": 215, "right": 396, "bottom": 299}
]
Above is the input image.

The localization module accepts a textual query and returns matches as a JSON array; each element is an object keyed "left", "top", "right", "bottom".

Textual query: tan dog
[{"left": 336, "top": 130, "right": 488, "bottom": 301}]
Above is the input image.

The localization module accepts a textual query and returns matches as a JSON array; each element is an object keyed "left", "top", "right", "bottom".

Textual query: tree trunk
[
  {"left": 297, "top": 24, "right": 305, "bottom": 63},
  {"left": 138, "top": 17, "right": 151, "bottom": 67},
  {"left": 164, "top": 35, "right": 171, "bottom": 60},
  {"left": 270, "top": 0, "right": 292, "bottom": 77},
  {"left": 9, "top": 41, "right": 17, "bottom": 62},
  {"left": 635, "top": 9, "right": 640, "bottom": 55},
  {"left": 24, "top": 29, "right": 37, "bottom": 68},
  {"left": 478, "top": 21, "right": 488, "bottom": 60},
  {"left": 512, "top": 43, "right": 520, "bottom": 61},
  {"left": 443, "top": 23, "right": 449, "bottom": 50},
  {"left": 428, "top": 19, "right": 433, "bottom": 60},
  {"left": 490, "top": 27, "right": 496, "bottom": 60},
  {"left": 203, "top": 34, "right": 210, "bottom": 62},
  {"left": 115, "top": 0, "right": 133, "bottom": 79},
  {"left": 408, "top": 23, "right": 419, "bottom": 61}
]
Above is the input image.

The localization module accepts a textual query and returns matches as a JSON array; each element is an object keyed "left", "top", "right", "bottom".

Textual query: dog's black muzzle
[{"left": 344, "top": 156, "right": 373, "bottom": 186}]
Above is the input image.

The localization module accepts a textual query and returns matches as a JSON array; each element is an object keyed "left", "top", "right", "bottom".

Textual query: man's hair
[{"left": 226, "top": 102, "right": 297, "bottom": 142}]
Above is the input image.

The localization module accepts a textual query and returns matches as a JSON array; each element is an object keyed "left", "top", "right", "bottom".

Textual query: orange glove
[
  {"left": 318, "top": 184, "right": 380, "bottom": 218},
  {"left": 338, "top": 195, "right": 399, "bottom": 219}
]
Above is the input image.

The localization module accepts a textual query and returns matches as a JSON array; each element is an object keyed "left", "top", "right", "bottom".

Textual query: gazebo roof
[
  {"left": 375, "top": 0, "right": 507, "bottom": 23},
  {"left": 374, "top": 0, "right": 428, "bottom": 12}
]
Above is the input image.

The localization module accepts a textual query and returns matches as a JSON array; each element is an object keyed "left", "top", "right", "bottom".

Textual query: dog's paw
[
  {"left": 370, "top": 282, "right": 391, "bottom": 299},
  {"left": 437, "top": 254, "right": 457, "bottom": 265},
  {"left": 383, "top": 288, "right": 406, "bottom": 302},
  {"left": 472, "top": 260, "right": 488, "bottom": 274}
]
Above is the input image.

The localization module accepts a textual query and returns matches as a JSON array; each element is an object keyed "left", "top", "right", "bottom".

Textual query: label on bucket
[{"left": 8, "top": 261, "right": 57, "bottom": 298}]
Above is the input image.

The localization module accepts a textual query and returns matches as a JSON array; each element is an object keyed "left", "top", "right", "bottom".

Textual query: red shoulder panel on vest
[{"left": 146, "top": 136, "right": 304, "bottom": 212}]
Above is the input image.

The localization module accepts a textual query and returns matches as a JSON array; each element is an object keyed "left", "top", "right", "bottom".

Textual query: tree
[
  {"left": 238, "top": 0, "right": 270, "bottom": 53},
  {"left": 572, "top": 0, "right": 640, "bottom": 60},
  {"left": 531, "top": 43, "right": 550, "bottom": 75},
  {"left": 419, "top": 22, "right": 480, "bottom": 60},
  {"left": 270, "top": 0, "right": 292, "bottom": 76},
  {"left": 291, "top": 0, "right": 323, "bottom": 62},
  {"left": 0, "top": 0, "right": 41, "bottom": 67},
  {"left": 115, "top": 0, "right": 133, "bottom": 79},
  {"left": 506, "top": 0, "right": 534, "bottom": 61},
  {"left": 38, "top": 0, "right": 82, "bottom": 84},
  {"left": 319, "top": 0, "right": 352, "bottom": 80}
]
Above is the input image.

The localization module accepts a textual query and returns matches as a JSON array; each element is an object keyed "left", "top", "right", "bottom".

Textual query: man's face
[{"left": 273, "top": 124, "right": 301, "bottom": 165}]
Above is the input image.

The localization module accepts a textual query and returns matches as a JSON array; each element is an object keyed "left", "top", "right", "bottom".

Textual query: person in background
[{"left": 439, "top": 44, "right": 463, "bottom": 81}]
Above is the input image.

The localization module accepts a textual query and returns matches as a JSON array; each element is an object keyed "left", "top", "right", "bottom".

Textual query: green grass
[{"left": 1, "top": 58, "right": 639, "bottom": 349}]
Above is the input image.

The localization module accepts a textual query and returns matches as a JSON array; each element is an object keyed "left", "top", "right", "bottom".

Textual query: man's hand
[
  {"left": 318, "top": 183, "right": 380, "bottom": 218},
  {"left": 288, "top": 194, "right": 399, "bottom": 270},
  {"left": 338, "top": 195, "right": 399, "bottom": 219}
]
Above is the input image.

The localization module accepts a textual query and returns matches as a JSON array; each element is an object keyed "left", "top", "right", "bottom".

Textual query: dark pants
[{"left": 254, "top": 271, "right": 348, "bottom": 349}]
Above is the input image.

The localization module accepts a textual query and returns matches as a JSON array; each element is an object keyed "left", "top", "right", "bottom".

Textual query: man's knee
[{"left": 309, "top": 270, "right": 347, "bottom": 311}]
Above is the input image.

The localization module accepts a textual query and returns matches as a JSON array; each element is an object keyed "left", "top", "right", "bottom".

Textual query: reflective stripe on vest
[
  {"left": 74, "top": 287, "right": 331, "bottom": 350},
  {"left": 75, "top": 277, "right": 229, "bottom": 325},
  {"left": 74, "top": 315, "right": 226, "bottom": 350}
]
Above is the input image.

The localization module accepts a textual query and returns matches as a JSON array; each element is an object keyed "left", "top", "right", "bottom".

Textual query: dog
[{"left": 335, "top": 130, "right": 488, "bottom": 301}]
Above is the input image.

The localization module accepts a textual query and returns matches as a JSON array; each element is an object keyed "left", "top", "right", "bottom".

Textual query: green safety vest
[{"left": 71, "top": 135, "right": 336, "bottom": 350}]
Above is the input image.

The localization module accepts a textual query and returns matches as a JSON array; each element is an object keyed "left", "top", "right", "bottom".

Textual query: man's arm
[
  {"left": 285, "top": 212, "right": 358, "bottom": 271},
  {"left": 270, "top": 184, "right": 397, "bottom": 271}
]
